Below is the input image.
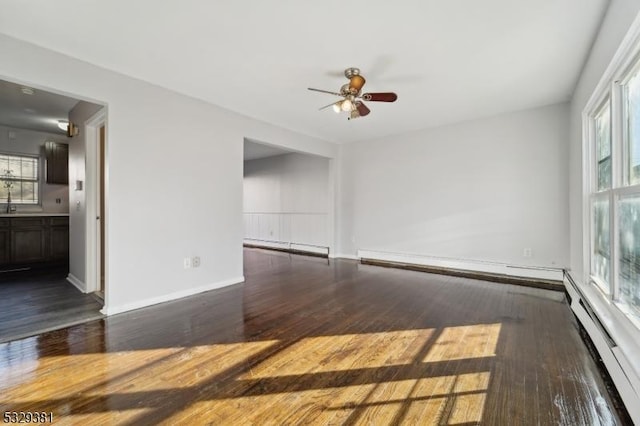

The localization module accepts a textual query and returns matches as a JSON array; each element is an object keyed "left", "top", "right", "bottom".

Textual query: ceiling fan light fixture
[
  {"left": 307, "top": 67, "right": 398, "bottom": 120},
  {"left": 348, "top": 75, "right": 366, "bottom": 93}
]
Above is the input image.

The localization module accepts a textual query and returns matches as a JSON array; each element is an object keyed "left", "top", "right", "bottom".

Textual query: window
[
  {"left": 0, "top": 153, "right": 39, "bottom": 205},
  {"left": 595, "top": 102, "right": 612, "bottom": 191},
  {"left": 618, "top": 195, "right": 640, "bottom": 314},
  {"left": 625, "top": 67, "right": 640, "bottom": 186},
  {"left": 592, "top": 198, "right": 610, "bottom": 290},
  {"left": 586, "top": 55, "right": 640, "bottom": 323}
]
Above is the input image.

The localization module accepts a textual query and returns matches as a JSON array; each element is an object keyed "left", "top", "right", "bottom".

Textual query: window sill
[
  {"left": 0, "top": 204, "right": 43, "bottom": 214},
  {"left": 581, "top": 279, "right": 640, "bottom": 380}
]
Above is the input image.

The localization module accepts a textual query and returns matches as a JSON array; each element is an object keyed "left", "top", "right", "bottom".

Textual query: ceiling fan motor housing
[{"left": 344, "top": 67, "right": 360, "bottom": 78}]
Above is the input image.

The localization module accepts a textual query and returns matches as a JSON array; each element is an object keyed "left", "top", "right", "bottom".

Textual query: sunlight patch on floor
[
  {"left": 0, "top": 323, "right": 500, "bottom": 424},
  {"left": 423, "top": 323, "right": 501, "bottom": 362},
  {"left": 161, "top": 383, "right": 380, "bottom": 425},
  {"left": 163, "top": 372, "right": 492, "bottom": 425},
  {"left": 0, "top": 341, "right": 278, "bottom": 409},
  {"left": 330, "top": 372, "right": 491, "bottom": 425},
  {"left": 242, "top": 329, "right": 437, "bottom": 378}
]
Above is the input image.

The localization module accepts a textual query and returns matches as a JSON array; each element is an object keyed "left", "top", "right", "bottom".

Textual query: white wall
[
  {"left": 68, "top": 101, "right": 104, "bottom": 286},
  {"left": 0, "top": 124, "right": 69, "bottom": 213},
  {"left": 0, "top": 34, "right": 337, "bottom": 314},
  {"left": 244, "top": 153, "right": 330, "bottom": 248},
  {"left": 338, "top": 103, "right": 570, "bottom": 269}
]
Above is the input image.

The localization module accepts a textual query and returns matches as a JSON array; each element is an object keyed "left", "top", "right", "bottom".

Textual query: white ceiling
[
  {"left": 0, "top": 79, "right": 79, "bottom": 134},
  {"left": 244, "top": 139, "right": 293, "bottom": 161},
  {"left": 0, "top": 0, "right": 608, "bottom": 143}
]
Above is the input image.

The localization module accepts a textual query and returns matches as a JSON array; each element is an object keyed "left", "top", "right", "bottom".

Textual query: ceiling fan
[{"left": 308, "top": 67, "right": 398, "bottom": 120}]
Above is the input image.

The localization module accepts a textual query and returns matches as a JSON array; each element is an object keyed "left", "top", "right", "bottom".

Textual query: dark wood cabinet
[
  {"left": 45, "top": 141, "right": 69, "bottom": 185},
  {"left": 11, "top": 220, "right": 47, "bottom": 263},
  {"left": 49, "top": 221, "right": 70, "bottom": 260},
  {"left": 0, "top": 216, "right": 69, "bottom": 269},
  {"left": 0, "top": 220, "right": 9, "bottom": 266}
]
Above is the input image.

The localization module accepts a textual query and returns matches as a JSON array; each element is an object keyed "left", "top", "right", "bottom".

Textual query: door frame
[{"left": 85, "top": 110, "right": 108, "bottom": 305}]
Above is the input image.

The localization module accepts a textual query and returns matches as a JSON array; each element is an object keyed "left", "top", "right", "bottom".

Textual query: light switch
[{"left": 76, "top": 201, "right": 81, "bottom": 211}]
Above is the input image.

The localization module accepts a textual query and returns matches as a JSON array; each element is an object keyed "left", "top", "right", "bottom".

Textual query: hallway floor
[{"left": 0, "top": 271, "right": 103, "bottom": 344}]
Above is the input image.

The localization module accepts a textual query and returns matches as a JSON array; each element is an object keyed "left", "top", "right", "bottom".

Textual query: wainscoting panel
[{"left": 243, "top": 212, "right": 329, "bottom": 252}]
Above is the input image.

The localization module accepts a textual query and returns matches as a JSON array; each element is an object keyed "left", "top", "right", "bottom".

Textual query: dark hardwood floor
[
  {"left": 0, "top": 271, "right": 104, "bottom": 344},
  {"left": 0, "top": 248, "right": 627, "bottom": 425}
]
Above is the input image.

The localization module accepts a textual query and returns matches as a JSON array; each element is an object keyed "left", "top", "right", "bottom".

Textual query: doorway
[
  {"left": 242, "top": 138, "right": 334, "bottom": 257},
  {"left": 85, "top": 110, "right": 107, "bottom": 304},
  {"left": 0, "top": 77, "right": 106, "bottom": 343}
]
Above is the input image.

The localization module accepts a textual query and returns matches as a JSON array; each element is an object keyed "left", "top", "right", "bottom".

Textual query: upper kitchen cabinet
[{"left": 45, "top": 141, "right": 69, "bottom": 185}]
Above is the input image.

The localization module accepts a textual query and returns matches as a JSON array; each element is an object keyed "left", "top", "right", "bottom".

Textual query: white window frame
[
  {"left": 584, "top": 46, "right": 640, "bottom": 330},
  {"left": 0, "top": 152, "right": 41, "bottom": 206}
]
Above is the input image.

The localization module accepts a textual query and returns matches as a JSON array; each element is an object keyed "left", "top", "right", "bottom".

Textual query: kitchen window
[{"left": 0, "top": 153, "right": 39, "bottom": 205}]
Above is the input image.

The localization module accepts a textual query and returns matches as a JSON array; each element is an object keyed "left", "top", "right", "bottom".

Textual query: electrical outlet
[
  {"left": 523, "top": 248, "right": 533, "bottom": 258},
  {"left": 183, "top": 257, "right": 192, "bottom": 269},
  {"left": 192, "top": 256, "right": 201, "bottom": 267}
]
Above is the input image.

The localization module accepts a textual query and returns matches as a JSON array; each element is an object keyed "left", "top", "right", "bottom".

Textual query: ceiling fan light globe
[
  {"left": 341, "top": 99, "right": 353, "bottom": 111},
  {"left": 349, "top": 75, "right": 366, "bottom": 93},
  {"left": 332, "top": 103, "right": 341, "bottom": 113}
]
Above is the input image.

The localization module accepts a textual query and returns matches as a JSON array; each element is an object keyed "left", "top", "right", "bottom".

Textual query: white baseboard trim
[
  {"left": 332, "top": 254, "right": 359, "bottom": 260},
  {"left": 357, "top": 249, "right": 564, "bottom": 281},
  {"left": 244, "top": 239, "right": 329, "bottom": 256},
  {"left": 245, "top": 239, "right": 289, "bottom": 250},
  {"left": 100, "top": 276, "right": 245, "bottom": 316},
  {"left": 290, "top": 243, "right": 328, "bottom": 255},
  {"left": 66, "top": 273, "right": 87, "bottom": 293},
  {"left": 564, "top": 273, "right": 640, "bottom": 423}
]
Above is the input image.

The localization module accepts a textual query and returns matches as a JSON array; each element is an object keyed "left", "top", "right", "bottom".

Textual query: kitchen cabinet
[
  {"left": 11, "top": 218, "right": 47, "bottom": 263},
  {"left": 49, "top": 217, "right": 70, "bottom": 260},
  {"left": 0, "top": 219, "right": 9, "bottom": 266},
  {"left": 45, "top": 141, "right": 69, "bottom": 185},
  {"left": 0, "top": 216, "right": 69, "bottom": 269}
]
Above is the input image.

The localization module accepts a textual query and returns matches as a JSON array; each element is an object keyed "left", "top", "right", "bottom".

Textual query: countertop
[{"left": 0, "top": 213, "right": 69, "bottom": 218}]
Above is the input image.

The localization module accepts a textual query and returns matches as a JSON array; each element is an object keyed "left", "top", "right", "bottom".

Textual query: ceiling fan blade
[
  {"left": 319, "top": 101, "right": 339, "bottom": 111},
  {"left": 362, "top": 92, "right": 398, "bottom": 102},
  {"left": 308, "top": 87, "right": 343, "bottom": 96},
  {"left": 355, "top": 101, "right": 371, "bottom": 117}
]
